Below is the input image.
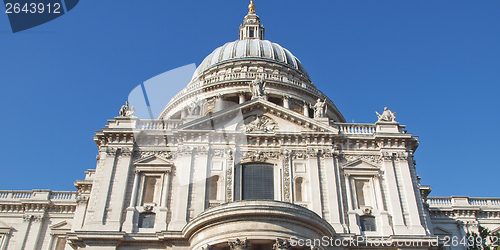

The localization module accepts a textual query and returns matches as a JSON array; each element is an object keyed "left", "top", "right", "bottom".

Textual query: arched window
[
  {"left": 209, "top": 175, "right": 220, "bottom": 200},
  {"left": 360, "top": 216, "right": 376, "bottom": 231},
  {"left": 295, "top": 178, "right": 304, "bottom": 202},
  {"left": 138, "top": 212, "right": 156, "bottom": 228}
]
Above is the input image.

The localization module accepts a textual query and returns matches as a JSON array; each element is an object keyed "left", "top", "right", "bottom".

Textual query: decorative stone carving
[
  {"left": 363, "top": 207, "right": 373, "bottom": 215},
  {"left": 246, "top": 151, "right": 267, "bottom": 162},
  {"left": 376, "top": 107, "right": 396, "bottom": 122},
  {"left": 121, "top": 148, "right": 133, "bottom": 157},
  {"left": 106, "top": 147, "right": 117, "bottom": 156},
  {"left": 228, "top": 238, "right": 249, "bottom": 250},
  {"left": 22, "top": 214, "right": 32, "bottom": 222},
  {"left": 342, "top": 154, "right": 382, "bottom": 164},
  {"left": 204, "top": 97, "right": 216, "bottom": 114},
  {"left": 77, "top": 195, "right": 89, "bottom": 204},
  {"left": 242, "top": 151, "right": 280, "bottom": 162},
  {"left": 136, "top": 151, "right": 173, "bottom": 160},
  {"left": 144, "top": 205, "right": 154, "bottom": 211},
  {"left": 197, "top": 146, "right": 210, "bottom": 155},
  {"left": 226, "top": 162, "right": 233, "bottom": 202},
  {"left": 282, "top": 150, "right": 291, "bottom": 202},
  {"left": 292, "top": 150, "right": 308, "bottom": 160},
  {"left": 273, "top": 238, "right": 291, "bottom": 250},
  {"left": 312, "top": 98, "right": 326, "bottom": 118},
  {"left": 380, "top": 152, "right": 407, "bottom": 161},
  {"left": 249, "top": 76, "right": 266, "bottom": 99},
  {"left": 119, "top": 101, "right": 135, "bottom": 117},
  {"left": 187, "top": 97, "right": 201, "bottom": 115},
  {"left": 242, "top": 115, "right": 277, "bottom": 133}
]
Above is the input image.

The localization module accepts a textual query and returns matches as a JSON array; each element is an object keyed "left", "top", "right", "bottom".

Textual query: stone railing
[
  {"left": 427, "top": 196, "right": 500, "bottom": 207},
  {"left": 0, "top": 190, "right": 77, "bottom": 202},
  {"left": 50, "top": 191, "right": 77, "bottom": 200},
  {"left": 136, "top": 120, "right": 182, "bottom": 130},
  {"left": 337, "top": 123, "right": 377, "bottom": 135}
]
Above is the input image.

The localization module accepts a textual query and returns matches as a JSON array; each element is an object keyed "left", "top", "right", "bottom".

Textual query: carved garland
[
  {"left": 282, "top": 150, "right": 291, "bottom": 202},
  {"left": 226, "top": 150, "right": 234, "bottom": 202}
]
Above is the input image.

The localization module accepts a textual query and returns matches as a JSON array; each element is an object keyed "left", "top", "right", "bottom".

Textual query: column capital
[{"left": 228, "top": 238, "right": 249, "bottom": 250}]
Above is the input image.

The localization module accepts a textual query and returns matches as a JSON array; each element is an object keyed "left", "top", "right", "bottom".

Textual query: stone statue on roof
[
  {"left": 119, "top": 101, "right": 135, "bottom": 117},
  {"left": 376, "top": 107, "right": 396, "bottom": 122}
]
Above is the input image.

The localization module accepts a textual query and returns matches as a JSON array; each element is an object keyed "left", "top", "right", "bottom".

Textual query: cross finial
[{"left": 248, "top": 0, "right": 255, "bottom": 14}]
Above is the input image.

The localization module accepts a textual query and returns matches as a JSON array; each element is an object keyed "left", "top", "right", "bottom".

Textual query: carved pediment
[
  {"left": 343, "top": 158, "right": 381, "bottom": 176},
  {"left": 343, "top": 158, "right": 380, "bottom": 169},
  {"left": 176, "top": 99, "right": 339, "bottom": 134},
  {"left": 238, "top": 115, "right": 278, "bottom": 133},
  {"left": 134, "top": 155, "right": 173, "bottom": 166}
]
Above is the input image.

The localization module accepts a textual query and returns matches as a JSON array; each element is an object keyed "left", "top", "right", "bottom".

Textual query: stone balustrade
[
  {"left": 136, "top": 120, "right": 182, "bottom": 130},
  {"left": 427, "top": 196, "right": 500, "bottom": 207},
  {"left": 0, "top": 190, "right": 77, "bottom": 202},
  {"left": 337, "top": 123, "right": 377, "bottom": 134}
]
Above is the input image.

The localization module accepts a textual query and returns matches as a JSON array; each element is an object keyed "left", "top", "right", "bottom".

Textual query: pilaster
[
  {"left": 324, "top": 154, "right": 344, "bottom": 232},
  {"left": 105, "top": 148, "right": 134, "bottom": 230},
  {"left": 380, "top": 154, "right": 409, "bottom": 234},
  {"left": 169, "top": 149, "right": 194, "bottom": 230},
  {"left": 396, "top": 156, "right": 426, "bottom": 235},
  {"left": 307, "top": 151, "right": 322, "bottom": 216}
]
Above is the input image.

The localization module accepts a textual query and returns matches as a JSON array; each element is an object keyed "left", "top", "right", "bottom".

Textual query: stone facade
[{"left": 1, "top": 3, "right": 499, "bottom": 250}]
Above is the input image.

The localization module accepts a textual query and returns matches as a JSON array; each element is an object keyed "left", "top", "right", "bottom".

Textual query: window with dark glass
[
  {"left": 249, "top": 28, "right": 255, "bottom": 38},
  {"left": 138, "top": 212, "right": 155, "bottom": 228},
  {"left": 360, "top": 216, "right": 376, "bottom": 231},
  {"left": 235, "top": 163, "right": 274, "bottom": 200}
]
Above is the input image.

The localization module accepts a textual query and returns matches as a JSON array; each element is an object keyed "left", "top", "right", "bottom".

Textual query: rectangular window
[
  {"left": 242, "top": 163, "right": 274, "bottom": 200},
  {"left": 355, "top": 179, "right": 372, "bottom": 208},
  {"left": 249, "top": 28, "right": 255, "bottom": 38},
  {"left": 142, "top": 176, "right": 161, "bottom": 205}
]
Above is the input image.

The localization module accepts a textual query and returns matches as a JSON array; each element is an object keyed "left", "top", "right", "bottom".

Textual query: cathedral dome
[{"left": 191, "top": 39, "right": 310, "bottom": 82}]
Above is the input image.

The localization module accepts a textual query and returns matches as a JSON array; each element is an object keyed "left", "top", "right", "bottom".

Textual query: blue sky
[{"left": 0, "top": 0, "right": 498, "bottom": 197}]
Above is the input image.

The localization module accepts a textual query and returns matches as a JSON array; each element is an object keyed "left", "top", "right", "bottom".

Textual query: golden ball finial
[{"left": 248, "top": 0, "right": 255, "bottom": 14}]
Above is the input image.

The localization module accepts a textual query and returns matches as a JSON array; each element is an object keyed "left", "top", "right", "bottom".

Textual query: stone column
[
  {"left": 123, "top": 170, "right": 140, "bottom": 232},
  {"left": 303, "top": 102, "right": 309, "bottom": 117},
  {"left": 273, "top": 238, "right": 291, "bottom": 250},
  {"left": 238, "top": 92, "right": 246, "bottom": 104},
  {"left": 283, "top": 95, "right": 290, "bottom": 109},
  {"left": 216, "top": 94, "right": 224, "bottom": 112}
]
